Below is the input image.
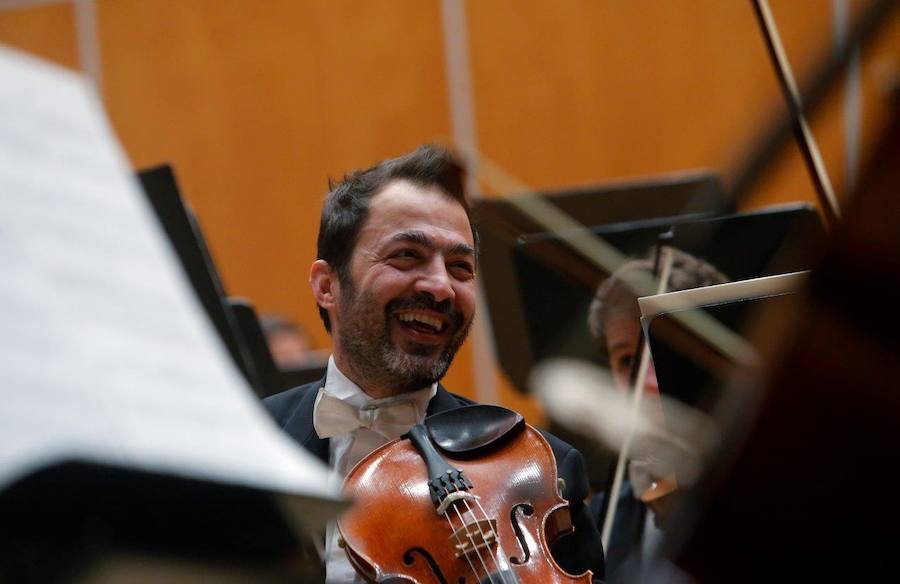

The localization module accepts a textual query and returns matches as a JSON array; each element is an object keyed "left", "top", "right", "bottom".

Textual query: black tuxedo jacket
[
  {"left": 590, "top": 479, "right": 647, "bottom": 580},
  {"left": 265, "top": 378, "right": 605, "bottom": 581}
]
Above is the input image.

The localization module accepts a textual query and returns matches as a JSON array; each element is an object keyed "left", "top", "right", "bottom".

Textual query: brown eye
[
  {"left": 389, "top": 249, "right": 421, "bottom": 266},
  {"left": 450, "top": 261, "right": 475, "bottom": 278},
  {"left": 616, "top": 354, "right": 634, "bottom": 373}
]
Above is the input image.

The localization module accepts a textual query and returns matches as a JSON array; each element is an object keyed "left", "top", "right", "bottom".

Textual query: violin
[{"left": 337, "top": 405, "right": 593, "bottom": 583}]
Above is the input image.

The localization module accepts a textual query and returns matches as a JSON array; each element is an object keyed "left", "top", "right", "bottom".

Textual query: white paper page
[
  {"left": 0, "top": 46, "right": 336, "bottom": 505},
  {"left": 638, "top": 271, "right": 809, "bottom": 319}
]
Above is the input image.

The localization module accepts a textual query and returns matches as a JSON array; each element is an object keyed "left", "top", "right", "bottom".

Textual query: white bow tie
[{"left": 313, "top": 390, "right": 421, "bottom": 440}]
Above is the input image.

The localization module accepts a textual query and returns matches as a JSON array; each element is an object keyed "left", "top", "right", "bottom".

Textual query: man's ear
[{"left": 310, "top": 259, "right": 338, "bottom": 310}]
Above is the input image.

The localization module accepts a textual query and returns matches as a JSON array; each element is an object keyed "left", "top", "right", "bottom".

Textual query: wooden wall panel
[
  {"left": 0, "top": 2, "right": 78, "bottom": 70},
  {"left": 4, "top": 1, "right": 896, "bottom": 415},
  {"left": 466, "top": 0, "right": 839, "bottom": 207},
  {"left": 463, "top": 0, "right": 897, "bottom": 413},
  {"left": 93, "top": 0, "right": 482, "bottom": 397},
  {"left": 856, "top": 2, "right": 900, "bottom": 173}
]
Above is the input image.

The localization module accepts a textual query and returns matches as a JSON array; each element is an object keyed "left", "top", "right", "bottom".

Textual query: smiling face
[{"left": 311, "top": 179, "right": 477, "bottom": 398}]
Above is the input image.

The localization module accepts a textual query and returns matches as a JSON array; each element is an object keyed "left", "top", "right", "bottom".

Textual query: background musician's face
[
  {"left": 330, "top": 179, "right": 477, "bottom": 397},
  {"left": 604, "top": 311, "right": 660, "bottom": 397},
  {"left": 605, "top": 309, "right": 669, "bottom": 485}
]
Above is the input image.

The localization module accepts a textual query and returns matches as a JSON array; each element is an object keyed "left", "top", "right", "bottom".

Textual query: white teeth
[{"left": 397, "top": 312, "right": 444, "bottom": 332}]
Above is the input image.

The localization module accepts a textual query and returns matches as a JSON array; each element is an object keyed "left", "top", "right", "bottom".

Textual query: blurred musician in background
[
  {"left": 260, "top": 312, "right": 320, "bottom": 369},
  {"left": 264, "top": 145, "right": 604, "bottom": 583},
  {"left": 587, "top": 249, "right": 727, "bottom": 580}
]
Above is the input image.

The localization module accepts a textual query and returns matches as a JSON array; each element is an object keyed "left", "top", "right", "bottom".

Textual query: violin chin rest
[{"left": 423, "top": 404, "right": 525, "bottom": 454}]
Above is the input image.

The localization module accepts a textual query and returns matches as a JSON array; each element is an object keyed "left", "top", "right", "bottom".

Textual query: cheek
[
  {"left": 455, "top": 284, "right": 477, "bottom": 317},
  {"left": 608, "top": 355, "right": 633, "bottom": 390},
  {"left": 611, "top": 369, "right": 631, "bottom": 392},
  {"left": 366, "top": 272, "right": 414, "bottom": 303}
]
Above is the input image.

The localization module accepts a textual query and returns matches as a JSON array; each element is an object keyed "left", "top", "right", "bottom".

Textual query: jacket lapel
[
  {"left": 284, "top": 376, "right": 329, "bottom": 464},
  {"left": 426, "top": 384, "right": 463, "bottom": 416}
]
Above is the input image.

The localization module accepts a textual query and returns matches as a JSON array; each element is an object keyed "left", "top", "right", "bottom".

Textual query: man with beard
[{"left": 264, "top": 145, "right": 604, "bottom": 583}]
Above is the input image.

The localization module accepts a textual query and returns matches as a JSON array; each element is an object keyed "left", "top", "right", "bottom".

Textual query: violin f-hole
[
  {"left": 403, "top": 547, "right": 458, "bottom": 584},
  {"left": 509, "top": 503, "right": 535, "bottom": 564}
]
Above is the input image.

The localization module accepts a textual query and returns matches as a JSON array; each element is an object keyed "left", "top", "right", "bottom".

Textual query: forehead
[
  {"left": 604, "top": 310, "right": 641, "bottom": 347},
  {"left": 359, "top": 179, "right": 474, "bottom": 248}
]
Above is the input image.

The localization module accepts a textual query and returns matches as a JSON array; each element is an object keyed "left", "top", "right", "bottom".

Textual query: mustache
[{"left": 387, "top": 294, "right": 466, "bottom": 329}]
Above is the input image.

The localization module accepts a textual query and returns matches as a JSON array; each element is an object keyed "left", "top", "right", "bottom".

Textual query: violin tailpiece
[{"left": 408, "top": 424, "right": 473, "bottom": 507}]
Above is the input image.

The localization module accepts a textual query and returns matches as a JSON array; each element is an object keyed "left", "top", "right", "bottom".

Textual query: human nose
[
  {"left": 414, "top": 258, "right": 455, "bottom": 303},
  {"left": 644, "top": 362, "right": 661, "bottom": 397}
]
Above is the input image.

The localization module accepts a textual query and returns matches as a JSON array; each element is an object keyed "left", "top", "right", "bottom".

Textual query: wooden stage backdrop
[{"left": 2, "top": 0, "right": 898, "bottom": 422}]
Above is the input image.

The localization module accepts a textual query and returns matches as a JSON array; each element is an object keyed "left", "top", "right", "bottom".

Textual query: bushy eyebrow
[{"left": 391, "top": 230, "right": 475, "bottom": 258}]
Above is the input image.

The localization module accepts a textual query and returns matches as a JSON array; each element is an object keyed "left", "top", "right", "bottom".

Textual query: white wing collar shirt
[{"left": 314, "top": 356, "right": 436, "bottom": 583}]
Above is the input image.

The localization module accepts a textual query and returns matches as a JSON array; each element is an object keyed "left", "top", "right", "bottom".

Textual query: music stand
[
  {"left": 279, "top": 362, "right": 329, "bottom": 390},
  {"left": 227, "top": 298, "right": 289, "bottom": 398},
  {"left": 1, "top": 461, "right": 327, "bottom": 582},
  {"left": 137, "top": 165, "right": 266, "bottom": 395},
  {"left": 0, "top": 50, "right": 341, "bottom": 582},
  {"left": 639, "top": 272, "right": 806, "bottom": 415},
  {"left": 521, "top": 204, "right": 821, "bottom": 492},
  {"left": 225, "top": 298, "right": 330, "bottom": 394},
  {"left": 524, "top": 204, "right": 819, "bottom": 362},
  {"left": 479, "top": 179, "right": 821, "bottom": 392},
  {"left": 475, "top": 171, "right": 728, "bottom": 393}
]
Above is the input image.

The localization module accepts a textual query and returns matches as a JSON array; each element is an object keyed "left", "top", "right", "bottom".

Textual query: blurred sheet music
[{"left": 0, "top": 46, "right": 337, "bottom": 510}]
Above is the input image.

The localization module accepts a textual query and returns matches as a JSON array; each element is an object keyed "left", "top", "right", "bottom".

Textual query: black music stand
[
  {"left": 227, "top": 298, "right": 289, "bottom": 398},
  {"left": 475, "top": 171, "right": 729, "bottom": 394},
  {"left": 519, "top": 203, "right": 821, "bottom": 368},
  {"left": 510, "top": 203, "right": 822, "bottom": 491},
  {"left": 137, "top": 165, "right": 267, "bottom": 396},
  {"left": 478, "top": 171, "right": 821, "bottom": 393},
  {"left": 225, "top": 298, "right": 330, "bottom": 395},
  {"left": 640, "top": 274, "right": 803, "bottom": 415},
  {"left": 0, "top": 461, "right": 325, "bottom": 582},
  {"left": 279, "top": 362, "right": 329, "bottom": 390}
]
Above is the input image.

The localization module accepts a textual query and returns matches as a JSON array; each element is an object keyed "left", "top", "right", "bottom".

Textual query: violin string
[
  {"left": 455, "top": 492, "right": 514, "bottom": 584},
  {"left": 461, "top": 501, "right": 505, "bottom": 584},
  {"left": 445, "top": 501, "right": 493, "bottom": 584},
  {"left": 443, "top": 508, "right": 483, "bottom": 584},
  {"left": 473, "top": 498, "right": 515, "bottom": 575},
  {"left": 443, "top": 487, "right": 498, "bottom": 584},
  {"left": 446, "top": 492, "right": 496, "bottom": 584},
  {"left": 467, "top": 497, "right": 516, "bottom": 584}
]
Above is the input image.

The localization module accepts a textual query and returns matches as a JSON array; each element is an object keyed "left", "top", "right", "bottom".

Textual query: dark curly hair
[
  {"left": 588, "top": 248, "right": 728, "bottom": 363},
  {"left": 315, "top": 144, "right": 478, "bottom": 332}
]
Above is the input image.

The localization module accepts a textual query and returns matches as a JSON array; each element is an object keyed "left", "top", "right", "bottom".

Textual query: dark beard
[{"left": 336, "top": 284, "right": 472, "bottom": 395}]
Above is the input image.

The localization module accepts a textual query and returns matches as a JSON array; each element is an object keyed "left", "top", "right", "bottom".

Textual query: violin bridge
[
  {"left": 449, "top": 518, "right": 498, "bottom": 558},
  {"left": 436, "top": 490, "right": 478, "bottom": 516}
]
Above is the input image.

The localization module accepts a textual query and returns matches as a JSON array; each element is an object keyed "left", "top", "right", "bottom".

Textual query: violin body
[{"left": 338, "top": 420, "right": 592, "bottom": 583}]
